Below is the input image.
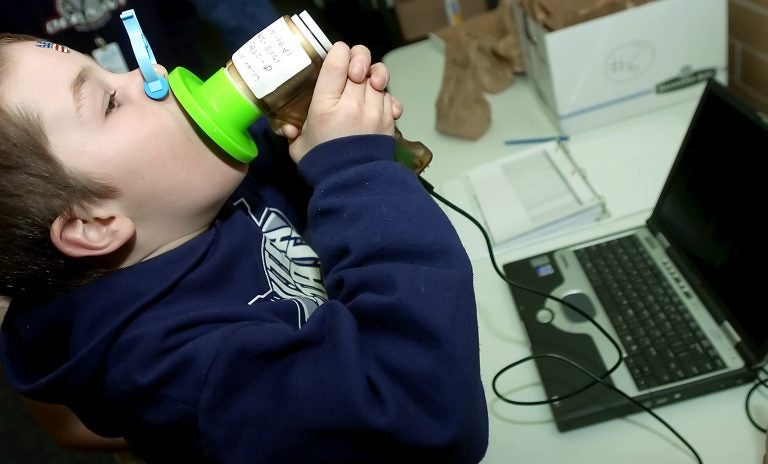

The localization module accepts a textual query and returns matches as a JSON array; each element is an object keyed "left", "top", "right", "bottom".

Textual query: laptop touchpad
[{"left": 561, "top": 293, "right": 596, "bottom": 323}]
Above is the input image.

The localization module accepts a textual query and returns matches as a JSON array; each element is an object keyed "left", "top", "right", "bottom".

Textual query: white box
[{"left": 514, "top": 0, "right": 727, "bottom": 134}]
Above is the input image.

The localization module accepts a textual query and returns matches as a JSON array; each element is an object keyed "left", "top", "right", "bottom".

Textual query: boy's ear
[{"left": 50, "top": 207, "right": 135, "bottom": 258}]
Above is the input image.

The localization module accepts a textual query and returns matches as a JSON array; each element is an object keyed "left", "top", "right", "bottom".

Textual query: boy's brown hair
[{"left": 0, "top": 33, "right": 119, "bottom": 302}]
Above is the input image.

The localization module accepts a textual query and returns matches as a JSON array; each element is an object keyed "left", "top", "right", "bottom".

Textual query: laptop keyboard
[{"left": 574, "top": 235, "right": 726, "bottom": 391}]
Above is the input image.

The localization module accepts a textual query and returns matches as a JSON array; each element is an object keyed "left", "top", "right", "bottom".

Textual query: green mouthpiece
[{"left": 168, "top": 66, "right": 262, "bottom": 163}]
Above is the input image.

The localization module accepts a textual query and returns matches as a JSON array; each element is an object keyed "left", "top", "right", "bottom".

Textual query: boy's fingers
[
  {"left": 313, "top": 42, "right": 352, "bottom": 101},
  {"left": 269, "top": 119, "right": 300, "bottom": 139},
  {"left": 383, "top": 92, "right": 395, "bottom": 125},
  {"left": 392, "top": 95, "right": 403, "bottom": 120},
  {"left": 364, "top": 82, "right": 392, "bottom": 132},
  {"left": 364, "top": 77, "right": 385, "bottom": 110},
  {"left": 279, "top": 124, "right": 300, "bottom": 140},
  {"left": 348, "top": 45, "right": 372, "bottom": 83},
  {"left": 369, "top": 62, "right": 390, "bottom": 92},
  {"left": 341, "top": 77, "right": 366, "bottom": 108}
]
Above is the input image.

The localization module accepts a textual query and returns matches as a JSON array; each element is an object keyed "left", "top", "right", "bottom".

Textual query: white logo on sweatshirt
[
  {"left": 234, "top": 199, "right": 326, "bottom": 326},
  {"left": 46, "top": 0, "right": 128, "bottom": 34}
]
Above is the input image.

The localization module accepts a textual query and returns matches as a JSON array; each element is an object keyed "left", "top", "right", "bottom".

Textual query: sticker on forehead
[{"left": 36, "top": 40, "right": 70, "bottom": 53}]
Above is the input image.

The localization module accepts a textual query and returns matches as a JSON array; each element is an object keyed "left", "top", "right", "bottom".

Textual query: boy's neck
[{"left": 124, "top": 225, "right": 210, "bottom": 268}]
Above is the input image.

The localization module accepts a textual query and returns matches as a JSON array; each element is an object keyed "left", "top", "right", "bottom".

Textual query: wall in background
[{"left": 729, "top": 0, "right": 768, "bottom": 115}]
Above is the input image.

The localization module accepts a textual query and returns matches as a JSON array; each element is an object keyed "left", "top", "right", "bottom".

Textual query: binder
[{"left": 440, "top": 141, "right": 608, "bottom": 258}]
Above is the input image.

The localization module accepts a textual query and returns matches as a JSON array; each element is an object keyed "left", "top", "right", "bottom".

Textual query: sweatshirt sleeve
[{"left": 198, "top": 135, "right": 488, "bottom": 463}]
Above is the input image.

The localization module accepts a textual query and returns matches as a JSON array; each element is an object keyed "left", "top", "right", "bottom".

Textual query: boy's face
[{"left": 1, "top": 42, "right": 247, "bottom": 247}]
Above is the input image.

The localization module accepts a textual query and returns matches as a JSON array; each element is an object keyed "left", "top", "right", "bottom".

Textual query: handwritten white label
[{"left": 231, "top": 18, "right": 311, "bottom": 99}]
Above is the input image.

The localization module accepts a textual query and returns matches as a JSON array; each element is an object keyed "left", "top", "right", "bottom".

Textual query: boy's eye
[{"left": 105, "top": 91, "right": 119, "bottom": 116}]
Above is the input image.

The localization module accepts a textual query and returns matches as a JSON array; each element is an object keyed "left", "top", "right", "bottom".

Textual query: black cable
[
  {"left": 745, "top": 366, "right": 768, "bottom": 433},
  {"left": 420, "top": 176, "right": 703, "bottom": 463},
  {"left": 496, "top": 353, "right": 702, "bottom": 464},
  {"left": 421, "top": 177, "right": 624, "bottom": 402}
]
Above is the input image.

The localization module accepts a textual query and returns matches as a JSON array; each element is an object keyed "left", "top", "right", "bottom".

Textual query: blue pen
[{"left": 504, "top": 135, "right": 570, "bottom": 145}]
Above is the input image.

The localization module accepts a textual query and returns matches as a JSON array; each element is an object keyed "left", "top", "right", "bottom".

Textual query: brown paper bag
[
  {"left": 437, "top": 0, "right": 525, "bottom": 139},
  {"left": 435, "top": 0, "right": 523, "bottom": 139},
  {"left": 465, "top": 31, "right": 517, "bottom": 94},
  {"left": 435, "top": 34, "right": 491, "bottom": 140},
  {"left": 436, "top": 0, "right": 524, "bottom": 92}
]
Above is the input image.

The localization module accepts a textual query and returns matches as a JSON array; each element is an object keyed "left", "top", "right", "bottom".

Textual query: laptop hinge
[
  {"left": 655, "top": 232, "right": 671, "bottom": 249},
  {"left": 720, "top": 321, "right": 742, "bottom": 346}
]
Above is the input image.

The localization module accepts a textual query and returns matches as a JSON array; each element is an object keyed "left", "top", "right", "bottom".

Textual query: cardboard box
[
  {"left": 521, "top": 0, "right": 654, "bottom": 31},
  {"left": 395, "top": 0, "right": 489, "bottom": 42},
  {"left": 514, "top": 0, "right": 727, "bottom": 134}
]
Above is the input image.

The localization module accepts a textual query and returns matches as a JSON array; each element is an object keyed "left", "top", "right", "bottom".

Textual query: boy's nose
[
  {"left": 122, "top": 66, "right": 165, "bottom": 101},
  {"left": 152, "top": 63, "right": 168, "bottom": 78},
  {"left": 130, "top": 63, "right": 169, "bottom": 100}
]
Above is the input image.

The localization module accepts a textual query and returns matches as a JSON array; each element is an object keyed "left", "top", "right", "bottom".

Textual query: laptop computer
[{"left": 502, "top": 79, "right": 768, "bottom": 432}]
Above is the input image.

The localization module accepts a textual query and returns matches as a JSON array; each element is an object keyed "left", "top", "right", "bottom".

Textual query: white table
[{"left": 384, "top": 39, "right": 767, "bottom": 464}]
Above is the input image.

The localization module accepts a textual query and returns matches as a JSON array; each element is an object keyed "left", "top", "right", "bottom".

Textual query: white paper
[{"left": 440, "top": 142, "right": 607, "bottom": 259}]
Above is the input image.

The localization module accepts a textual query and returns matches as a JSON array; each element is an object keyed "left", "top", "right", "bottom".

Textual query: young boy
[{"left": 0, "top": 33, "right": 488, "bottom": 463}]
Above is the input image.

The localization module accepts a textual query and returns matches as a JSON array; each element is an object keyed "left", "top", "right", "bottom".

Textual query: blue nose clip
[{"left": 120, "top": 9, "right": 169, "bottom": 100}]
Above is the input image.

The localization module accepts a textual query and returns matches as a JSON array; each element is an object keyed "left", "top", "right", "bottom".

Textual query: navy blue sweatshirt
[{"left": 0, "top": 133, "right": 488, "bottom": 463}]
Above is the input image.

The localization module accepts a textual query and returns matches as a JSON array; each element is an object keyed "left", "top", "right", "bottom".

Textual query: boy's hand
[
  {"left": 282, "top": 42, "right": 403, "bottom": 163},
  {"left": 348, "top": 45, "right": 392, "bottom": 92}
]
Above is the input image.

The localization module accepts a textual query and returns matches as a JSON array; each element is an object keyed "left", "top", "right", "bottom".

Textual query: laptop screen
[{"left": 652, "top": 81, "right": 768, "bottom": 363}]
